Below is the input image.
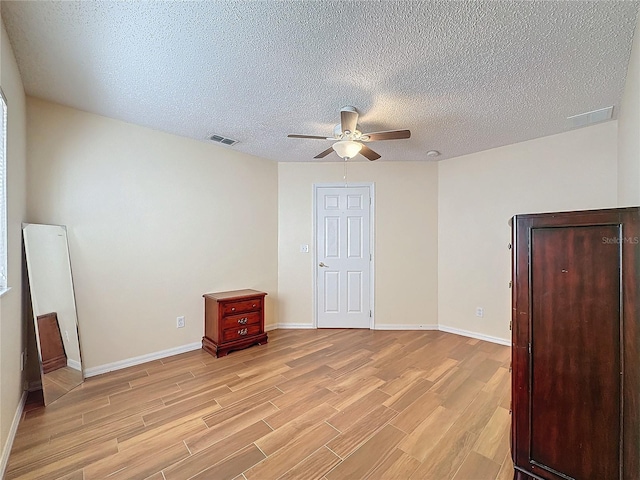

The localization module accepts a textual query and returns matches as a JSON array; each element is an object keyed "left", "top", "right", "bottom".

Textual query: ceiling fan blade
[
  {"left": 359, "top": 145, "right": 381, "bottom": 161},
  {"left": 340, "top": 108, "right": 358, "bottom": 134},
  {"left": 288, "top": 134, "right": 329, "bottom": 140},
  {"left": 314, "top": 147, "right": 335, "bottom": 159},
  {"left": 364, "top": 129, "right": 411, "bottom": 141}
]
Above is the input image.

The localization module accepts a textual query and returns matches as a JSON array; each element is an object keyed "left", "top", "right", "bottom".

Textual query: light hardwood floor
[{"left": 6, "top": 329, "right": 513, "bottom": 480}]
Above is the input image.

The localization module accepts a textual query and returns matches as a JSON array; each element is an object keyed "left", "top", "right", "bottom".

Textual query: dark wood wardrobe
[{"left": 511, "top": 207, "right": 639, "bottom": 480}]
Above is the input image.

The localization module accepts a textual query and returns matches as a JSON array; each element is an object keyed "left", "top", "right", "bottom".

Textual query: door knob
[{"left": 319, "top": 262, "right": 329, "bottom": 267}]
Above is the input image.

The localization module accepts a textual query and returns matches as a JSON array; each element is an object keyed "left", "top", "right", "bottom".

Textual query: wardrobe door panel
[
  {"left": 512, "top": 207, "right": 639, "bottom": 480},
  {"left": 530, "top": 224, "right": 621, "bottom": 479}
]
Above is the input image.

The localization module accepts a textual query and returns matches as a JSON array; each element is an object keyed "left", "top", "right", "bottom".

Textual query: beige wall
[
  {"left": 278, "top": 161, "right": 438, "bottom": 329},
  {"left": 618, "top": 14, "right": 640, "bottom": 206},
  {"left": 0, "top": 18, "right": 27, "bottom": 472},
  {"left": 438, "top": 122, "right": 619, "bottom": 342},
  {"left": 26, "top": 98, "right": 278, "bottom": 370}
]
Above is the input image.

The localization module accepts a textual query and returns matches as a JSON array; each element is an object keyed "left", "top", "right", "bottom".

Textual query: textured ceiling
[{"left": 2, "top": 1, "right": 639, "bottom": 162}]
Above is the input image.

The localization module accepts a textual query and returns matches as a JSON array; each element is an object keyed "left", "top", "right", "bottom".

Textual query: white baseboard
[
  {"left": 265, "top": 324, "right": 279, "bottom": 332},
  {"left": 67, "top": 359, "right": 82, "bottom": 371},
  {"left": 374, "top": 324, "right": 439, "bottom": 331},
  {"left": 84, "top": 342, "right": 202, "bottom": 378},
  {"left": 0, "top": 391, "right": 27, "bottom": 478},
  {"left": 438, "top": 325, "right": 510, "bottom": 346},
  {"left": 271, "top": 323, "right": 315, "bottom": 329}
]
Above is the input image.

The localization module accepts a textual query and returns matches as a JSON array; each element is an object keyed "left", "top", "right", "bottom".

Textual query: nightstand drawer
[
  {"left": 222, "top": 324, "right": 262, "bottom": 342},
  {"left": 221, "top": 298, "right": 262, "bottom": 315},
  {"left": 222, "top": 311, "right": 261, "bottom": 330}
]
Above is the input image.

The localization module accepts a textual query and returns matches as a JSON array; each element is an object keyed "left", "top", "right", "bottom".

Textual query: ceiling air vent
[
  {"left": 567, "top": 106, "right": 613, "bottom": 128},
  {"left": 208, "top": 134, "right": 238, "bottom": 146}
]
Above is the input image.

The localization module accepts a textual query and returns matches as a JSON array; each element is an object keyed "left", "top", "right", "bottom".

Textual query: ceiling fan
[{"left": 287, "top": 106, "right": 411, "bottom": 161}]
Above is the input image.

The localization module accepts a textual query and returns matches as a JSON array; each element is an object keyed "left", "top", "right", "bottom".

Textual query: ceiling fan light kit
[
  {"left": 333, "top": 140, "right": 362, "bottom": 159},
  {"left": 288, "top": 106, "right": 411, "bottom": 161}
]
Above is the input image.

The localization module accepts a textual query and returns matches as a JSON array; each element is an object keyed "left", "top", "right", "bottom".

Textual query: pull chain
[{"left": 344, "top": 157, "right": 349, "bottom": 187}]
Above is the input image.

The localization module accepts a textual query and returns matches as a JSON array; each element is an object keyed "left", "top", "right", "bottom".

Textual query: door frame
[{"left": 312, "top": 182, "right": 375, "bottom": 329}]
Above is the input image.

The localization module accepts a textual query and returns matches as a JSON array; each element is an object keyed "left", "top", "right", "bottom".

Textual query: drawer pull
[
  {"left": 231, "top": 307, "right": 236, "bottom": 311},
  {"left": 252, "top": 304, "right": 256, "bottom": 308},
  {"left": 238, "top": 317, "right": 248, "bottom": 325},
  {"left": 238, "top": 328, "right": 248, "bottom": 336}
]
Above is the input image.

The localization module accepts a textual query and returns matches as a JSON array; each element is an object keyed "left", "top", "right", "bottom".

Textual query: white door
[{"left": 316, "top": 185, "right": 372, "bottom": 328}]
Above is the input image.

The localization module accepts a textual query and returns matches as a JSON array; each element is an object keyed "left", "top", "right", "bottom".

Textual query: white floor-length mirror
[{"left": 23, "top": 223, "right": 84, "bottom": 405}]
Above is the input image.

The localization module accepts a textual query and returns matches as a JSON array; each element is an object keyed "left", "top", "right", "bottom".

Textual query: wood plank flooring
[{"left": 7, "top": 329, "right": 513, "bottom": 479}]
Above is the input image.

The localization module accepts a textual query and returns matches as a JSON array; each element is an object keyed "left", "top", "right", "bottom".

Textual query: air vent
[
  {"left": 208, "top": 134, "right": 238, "bottom": 146},
  {"left": 567, "top": 106, "right": 613, "bottom": 128}
]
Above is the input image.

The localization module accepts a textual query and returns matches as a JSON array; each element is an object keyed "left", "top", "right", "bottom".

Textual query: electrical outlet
[
  {"left": 300, "top": 244, "right": 309, "bottom": 253},
  {"left": 476, "top": 307, "right": 484, "bottom": 318},
  {"left": 177, "top": 316, "right": 185, "bottom": 328},
  {"left": 20, "top": 351, "right": 25, "bottom": 371}
]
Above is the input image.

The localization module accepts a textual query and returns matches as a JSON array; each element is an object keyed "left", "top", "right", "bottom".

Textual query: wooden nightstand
[{"left": 202, "top": 289, "right": 268, "bottom": 357}]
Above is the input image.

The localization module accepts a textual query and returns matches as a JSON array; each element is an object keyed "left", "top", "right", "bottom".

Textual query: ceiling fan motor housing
[{"left": 333, "top": 123, "right": 363, "bottom": 140}]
